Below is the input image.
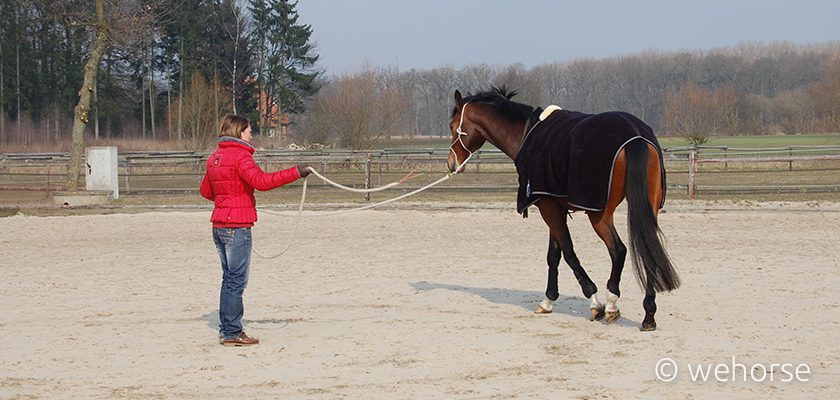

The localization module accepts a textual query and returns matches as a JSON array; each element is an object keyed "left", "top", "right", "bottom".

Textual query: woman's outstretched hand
[{"left": 296, "top": 164, "right": 311, "bottom": 178}]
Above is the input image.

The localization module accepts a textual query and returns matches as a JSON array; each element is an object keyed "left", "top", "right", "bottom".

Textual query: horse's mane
[{"left": 453, "top": 86, "right": 535, "bottom": 121}]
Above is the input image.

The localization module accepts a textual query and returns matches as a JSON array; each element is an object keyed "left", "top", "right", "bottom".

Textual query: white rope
[
  {"left": 252, "top": 177, "right": 308, "bottom": 259},
  {"left": 260, "top": 172, "right": 455, "bottom": 218},
  {"left": 253, "top": 170, "right": 456, "bottom": 258},
  {"left": 253, "top": 108, "right": 476, "bottom": 257},
  {"left": 306, "top": 166, "right": 401, "bottom": 193}
]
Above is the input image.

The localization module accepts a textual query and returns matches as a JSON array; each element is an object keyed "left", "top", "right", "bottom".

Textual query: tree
[
  {"left": 63, "top": 0, "right": 158, "bottom": 189},
  {"left": 217, "top": 0, "right": 252, "bottom": 115},
  {"left": 67, "top": 0, "right": 109, "bottom": 189},
  {"left": 0, "top": 0, "right": 7, "bottom": 145},
  {"left": 306, "top": 69, "right": 405, "bottom": 150},
  {"left": 493, "top": 63, "right": 542, "bottom": 107},
  {"left": 159, "top": 0, "right": 215, "bottom": 141},
  {"left": 774, "top": 89, "right": 815, "bottom": 134},
  {"left": 175, "top": 74, "right": 228, "bottom": 150},
  {"left": 661, "top": 83, "right": 740, "bottom": 145},
  {"left": 810, "top": 57, "right": 840, "bottom": 133},
  {"left": 249, "top": 0, "right": 320, "bottom": 142}
]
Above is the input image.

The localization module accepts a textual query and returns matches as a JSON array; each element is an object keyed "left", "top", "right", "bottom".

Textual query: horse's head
[{"left": 448, "top": 90, "right": 487, "bottom": 173}]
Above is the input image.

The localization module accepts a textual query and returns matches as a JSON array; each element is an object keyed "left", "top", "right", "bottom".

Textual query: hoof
[
  {"left": 534, "top": 304, "right": 552, "bottom": 314},
  {"left": 641, "top": 321, "right": 657, "bottom": 331},
  {"left": 590, "top": 304, "right": 605, "bottom": 321},
  {"left": 605, "top": 310, "right": 621, "bottom": 323}
]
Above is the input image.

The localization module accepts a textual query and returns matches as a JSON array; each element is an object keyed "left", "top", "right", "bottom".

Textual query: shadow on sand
[{"left": 410, "top": 280, "right": 641, "bottom": 328}]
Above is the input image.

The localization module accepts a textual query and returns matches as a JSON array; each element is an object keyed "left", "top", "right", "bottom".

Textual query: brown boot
[{"left": 221, "top": 331, "right": 259, "bottom": 347}]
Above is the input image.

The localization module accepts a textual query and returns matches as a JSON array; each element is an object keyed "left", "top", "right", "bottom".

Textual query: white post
[{"left": 85, "top": 146, "right": 119, "bottom": 200}]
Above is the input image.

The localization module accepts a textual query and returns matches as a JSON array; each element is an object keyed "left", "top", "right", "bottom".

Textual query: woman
[{"left": 199, "top": 114, "right": 309, "bottom": 347}]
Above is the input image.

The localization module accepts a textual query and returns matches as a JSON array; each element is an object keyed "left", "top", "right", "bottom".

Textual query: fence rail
[{"left": 2, "top": 145, "right": 840, "bottom": 200}]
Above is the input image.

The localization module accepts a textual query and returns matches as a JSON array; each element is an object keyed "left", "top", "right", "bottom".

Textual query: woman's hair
[{"left": 218, "top": 114, "right": 250, "bottom": 138}]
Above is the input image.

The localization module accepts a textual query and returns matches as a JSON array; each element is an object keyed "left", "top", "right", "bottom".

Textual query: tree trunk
[
  {"left": 141, "top": 76, "right": 146, "bottom": 139},
  {"left": 67, "top": 0, "right": 108, "bottom": 190},
  {"left": 211, "top": 36, "right": 219, "bottom": 124},
  {"left": 1, "top": 38, "right": 5, "bottom": 146},
  {"left": 257, "top": 46, "right": 264, "bottom": 135},
  {"left": 213, "top": 69, "right": 219, "bottom": 124},
  {"left": 45, "top": 115, "right": 50, "bottom": 146},
  {"left": 178, "top": 38, "right": 184, "bottom": 141},
  {"left": 54, "top": 105, "right": 59, "bottom": 145},
  {"left": 15, "top": 8, "right": 21, "bottom": 141},
  {"left": 94, "top": 76, "right": 99, "bottom": 140},
  {"left": 166, "top": 48, "right": 172, "bottom": 139},
  {"left": 232, "top": 56, "right": 237, "bottom": 114},
  {"left": 149, "top": 45, "right": 155, "bottom": 139},
  {"left": 230, "top": 2, "right": 240, "bottom": 115}
]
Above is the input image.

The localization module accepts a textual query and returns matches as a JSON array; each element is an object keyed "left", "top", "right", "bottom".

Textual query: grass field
[{"left": 657, "top": 134, "right": 840, "bottom": 149}]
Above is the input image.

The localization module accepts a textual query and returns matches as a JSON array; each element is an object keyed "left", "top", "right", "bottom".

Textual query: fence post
[
  {"left": 124, "top": 159, "right": 131, "bottom": 194},
  {"left": 688, "top": 149, "right": 697, "bottom": 200},
  {"left": 364, "top": 153, "right": 372, "bottom": 202},
  {"left": 789, "top": 146, "right": 793, "bottom": 171},
  {"left": 45, "top": 165, "right": 51, "bottom": 199},
  {"left": 724, "top": 146, "right": 728, "bottom": 170}
]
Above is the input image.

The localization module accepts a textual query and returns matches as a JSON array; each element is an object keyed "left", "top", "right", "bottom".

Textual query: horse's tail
[{"left": 624, "top": 139, "right": 681, "bottom": 293}]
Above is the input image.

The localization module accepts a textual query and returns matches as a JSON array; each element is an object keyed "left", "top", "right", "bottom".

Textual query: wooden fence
[{"left": 2, "top": 145, "right": 840, "bottom": 200}]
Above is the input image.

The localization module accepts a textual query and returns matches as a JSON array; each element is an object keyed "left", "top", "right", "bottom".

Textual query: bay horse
[{"left": 447, "top": 87, "right": 680, "bottom": 331}]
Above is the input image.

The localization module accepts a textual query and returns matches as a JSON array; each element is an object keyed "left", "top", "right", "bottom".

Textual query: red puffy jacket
[{"left": 200, "top": 137, "right": 300, "bottom": 227}]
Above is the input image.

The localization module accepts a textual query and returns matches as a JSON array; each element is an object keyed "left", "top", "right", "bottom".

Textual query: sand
[{"left": 1, "top": 201, "right": 838, "bottom": 399}]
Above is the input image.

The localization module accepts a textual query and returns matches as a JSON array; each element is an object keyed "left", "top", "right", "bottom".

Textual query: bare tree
[
  {"left": 0, "top": 32, "right": 5, "bottom": 146},
  {"left": 810, "top": 57, "right": 840, "bottom": 132},
  {"left": 662, "top": 83, "right": 739, "bottom": 145},
  {"left": 306, "top": 69, "right": 406, "bottom": 150},
  {"left": 67, "top": 0, "right": 109, "bottom": 189},
  {"left": 219, "top": 0, "right": 248, "bottom": 114},
  {"left": 775, "top": 89, "right": 815, "bottom": 134},
  {"left": 65, "top": 0, "right": 159, "bottom": 189},
  {"left": 563, "top": 58, "right": 606, "bottom": 112},
  {"left": 493, "top": 63, "right": 542, "bottom": 106},
  {"left": 176, "top": 74, "right": 228, "bottom": 151},
  {"left": 425, "top": 66, "right": 458, "bottom": 137},
  {"left": 529, "top": 63, "right": 567, "bottom": 106}
]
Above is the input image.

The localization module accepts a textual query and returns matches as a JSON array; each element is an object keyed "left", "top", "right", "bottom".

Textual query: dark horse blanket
[{"left": 514, "top": 108, "right": 665, "bottom": 213}]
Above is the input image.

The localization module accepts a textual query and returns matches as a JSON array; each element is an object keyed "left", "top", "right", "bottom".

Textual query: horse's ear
[{"left": 454, "top": 90, "right": 464, "bottom": 108}]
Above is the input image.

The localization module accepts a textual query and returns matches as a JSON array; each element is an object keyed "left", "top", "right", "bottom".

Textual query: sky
[{"left": 295, "top": 0, "right": 840, "bottom": 75}]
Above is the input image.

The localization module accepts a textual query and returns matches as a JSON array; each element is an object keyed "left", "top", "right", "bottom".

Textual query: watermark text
[{"left": 655, "top": 357, "right": 810, "bottom": 383}]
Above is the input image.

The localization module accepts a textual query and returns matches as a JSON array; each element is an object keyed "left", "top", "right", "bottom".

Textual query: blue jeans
[{"left": 213, "top": 227, "right": 253, "bottom": 339}]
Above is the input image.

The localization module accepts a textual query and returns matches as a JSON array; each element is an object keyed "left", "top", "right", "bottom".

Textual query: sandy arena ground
[{"left": 1, "top": 201, "right": 839, "bottom": 399}]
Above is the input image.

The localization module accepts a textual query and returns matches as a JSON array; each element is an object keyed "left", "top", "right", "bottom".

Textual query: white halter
[{"left": 449, "top": 103, "right": 476, "bottom": 173}]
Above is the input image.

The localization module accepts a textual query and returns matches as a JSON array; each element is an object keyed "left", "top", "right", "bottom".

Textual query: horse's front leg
[
  {"left": 535, "top": 236, "right": 605, "bottom": 321},
  {"left": 535, "top": 236, "right": 561, "bottom": 314}
]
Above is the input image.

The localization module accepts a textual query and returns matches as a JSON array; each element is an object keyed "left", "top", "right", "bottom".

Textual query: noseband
[{"left": 449, "top": 103, "right": 476, "bottom": 173}]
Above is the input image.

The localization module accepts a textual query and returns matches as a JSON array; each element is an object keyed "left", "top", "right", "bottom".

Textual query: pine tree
[
  {"left": 0, "top": 0, "right": 10, "bottom": 145},
  {"left": 248, "top": 0, "right": 320, "bottom": 139}
]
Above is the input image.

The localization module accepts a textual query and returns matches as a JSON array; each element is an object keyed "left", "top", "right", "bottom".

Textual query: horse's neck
[{"left": 484, "top": 119, "right": 527, "bottom": 160}]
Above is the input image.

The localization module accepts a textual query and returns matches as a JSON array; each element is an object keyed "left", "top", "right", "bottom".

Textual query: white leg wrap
[
  {"left": 589, "top": 294, "right": 602, "bottom": 309},
  {"left": 539, "top": 297, "right": 554, "bottom": 312},
  {"left": 606, "top": 290, "right": 619, "bottom": 312}
]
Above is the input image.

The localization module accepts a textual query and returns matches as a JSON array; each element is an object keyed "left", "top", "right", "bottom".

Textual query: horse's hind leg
[
  {"left": 588, "top": 211, "right": 627, "bottom": 323},
  {"left": 642, "top": 285, "right": 657, "bottom": 331},
  {"left": 535, "top": 200, "right": 604, "bottom": 320}
]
